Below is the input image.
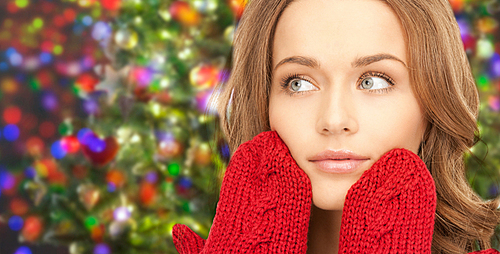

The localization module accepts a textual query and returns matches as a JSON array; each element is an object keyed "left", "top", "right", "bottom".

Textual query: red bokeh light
[
  {"left": 22, "top": 216, "right": 43, "bottom": 242},
  {"left": 10, "top": 198, "right": 29, "bottom": 216},
  {"left": 7, "top": 2, "right": 19, "bottom": 13},
  {"left": 75, "top": 73, "right": 99, "bottom": 92},
  {"left": 140, "top": 182, "right": 156, "bottom": 205},
  {"left": 26, "top": 136, "right": 45, "bottom": 156},
  {"left": 3, "top": 106, "right": 22, "bottom": 124},
  {"left": 37, "top": 70, "right": 55, "bottom": 89},
  {"left": 53, "top": 15, "right": 67, "bottom": 27},
  {"left": 448, "top": 0, "right": 464, "bottom": 13},
  {"left": 106, "top": 169, "right": 126, "bottom": 188},
  {"left": 63, "top": 8, "right": 77, "bottom": 22},
  {"left": 41, "top": 41, "right": 54, "bottom": 52},
  {"left": 60, "top": 136, "right": 80, "bottom": 153},
  {"left": 101, "top": 0, "right": 121, "bottom": 11}
]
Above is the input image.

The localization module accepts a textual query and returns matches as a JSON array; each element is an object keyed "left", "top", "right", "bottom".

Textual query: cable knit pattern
[
  {"left": 338, "top": 148, "right": 436, "bottom": 253},
  {"left": 172, "top": 131, "right": 499, "bottom": 254}
]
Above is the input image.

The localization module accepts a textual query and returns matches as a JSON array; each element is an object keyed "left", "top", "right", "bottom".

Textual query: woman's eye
[
  {"left": 290, "top": 79, "right": 316, "bottom": 92},
  {"left": 359, "top": 76, "right": 390, "bottom": 90}
]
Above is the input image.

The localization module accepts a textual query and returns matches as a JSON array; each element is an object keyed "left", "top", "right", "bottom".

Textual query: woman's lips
[{"left": 311, "top": 159, "right": 368, "bottom": 174}]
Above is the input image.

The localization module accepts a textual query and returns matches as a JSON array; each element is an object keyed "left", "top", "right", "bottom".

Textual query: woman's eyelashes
[
  {"left": 279, "top": 73, "right": 317, "bottom": 96},
  {"left": 279, "top": 71, "right": 396, "bottom": 96},
  {"left": 357, "top": 71, "right": 396, "bottom": 94}
]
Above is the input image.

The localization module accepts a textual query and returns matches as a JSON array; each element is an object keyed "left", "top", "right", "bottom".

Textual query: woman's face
[{"left": 269, "top": 0, "right": 428, "bottom": 210}]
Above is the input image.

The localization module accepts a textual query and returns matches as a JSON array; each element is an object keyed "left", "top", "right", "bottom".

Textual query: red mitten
[
  {"left": 173, "top": 131, "right": 313, "bottom": 253},
  {"left": 338, "top": 147, "right": 436, "bottom": 253}
]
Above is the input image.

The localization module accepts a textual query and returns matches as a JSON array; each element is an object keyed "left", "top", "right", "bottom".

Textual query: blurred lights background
[{"left": 0, "top": 0, "right": 498, "bottom": 253}]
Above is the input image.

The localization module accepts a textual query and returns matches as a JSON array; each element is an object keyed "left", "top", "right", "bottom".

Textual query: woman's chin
[{"left": 312, "top": 196, "right": 345, "bottom": 211}]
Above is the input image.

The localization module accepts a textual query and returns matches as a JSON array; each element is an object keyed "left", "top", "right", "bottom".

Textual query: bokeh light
[
  {"left": 8, "top": 215, "right": 24, "bottom": 231},
  {"left": 82, "top": 16, "right": 93, "bottom": 26},
  {"left": 0, "top": 170, "right": 16, "bottom": 190},
  {"left": 477, "top": 37, "right": 495, "bottom": 59},
  {"left": 63, "top": 8, "right": 77, "bottom": 22},
  {"left": 167, "top": 162, "right": 180, "bottom": 176},
  {"left": 41, "top": 92, "right": 59, "bottom": 111},
  {"left": 77, "top": 128, "right": 93, "bottom": 144},
  {"left": 24, "top": 167, "right": 36, "bottom": 179},
  {"left": 106, "top": 170, "right": 125, "bottom": 187},
  {"left": 53, "top": 45, "right": 64, "bottom": 55},
  {"left": 14, "top": 246, "right": 32, "bottom": 254},
  {"left": 84, "top": 216, "right": 98, "bottom": 229},
  {"left": 489, "top": 95, "right": 500, "bottom": 112},
  {"left": 144, "top": 171, "right": 158, "bottom": 184},
  {"left": 51, "top": 140, "right": 67, "bottom": 159},
  {"left": 86, "top": 135, "right": 106, "bottom": 153},
  {"left": 9, "top": 52, "right": 23, "bottom": 67},
  {"left": 39, "top": 52, "right": 52, "bottom": 64},
  {"left": 92, "top": 21, "right": 112, "bottom": 40},
  {"left": 490, "top": 53, "right": 500, "bottom": 78},
  {"left": 3, "top": 124, "right": 20, "bottom": 141},
  {"left": 107, "top": 183, "right": 116, "bottom": 192},
  {"left": 3, "top": 106, "right": 22, "bottom": 124},
  {"left": 15, "top": 0, "right": 29, "bottom": 8},
  {"left": 113, "top": 206, "right": 131, "bottom": 222},
  {"left": 132, "top": 67, "right": 153, "bottom": 88},
  {"left": 101, "top": 0, "right": 121, "bottom": 11},
  {"left": 60, "top": 136, "right": 80, "bottom": 153},
  {"left": 93, "top": 243, "right": 111, "bottom": 254},
  {"left": 33, "top": 18, "right": 43, "bottom": 29},
  {"left": 26, "top": 136, "right": 44, "bottom": 156},
  {"left": 456, "top": 17, "right": 470, "bottom": 37},
  {"left": 75, "top": 73, "right": 98, "bottom": 92},
  {"left": 178, "top": 176, "right": 192, "bottom": 189},
  {"left": 22, "top": 216, "right": 43, "bottom": 242},
  {"left": 83, "top": 99, "right": 99, "bottom": 114},
  {"left": 10, "top": 198, "right": 29, "bottom": 215}
]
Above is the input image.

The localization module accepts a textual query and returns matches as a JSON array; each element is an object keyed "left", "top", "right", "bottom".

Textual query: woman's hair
[{"left": 209, "top": 0, "right": 500, "bottom": 252}]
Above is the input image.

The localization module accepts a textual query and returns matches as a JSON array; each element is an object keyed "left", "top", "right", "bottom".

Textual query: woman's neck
[{"left": 306, "top": 204, "right": 342, "bottom": 254}]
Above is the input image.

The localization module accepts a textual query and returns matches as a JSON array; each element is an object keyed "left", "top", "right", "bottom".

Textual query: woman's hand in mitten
[
  {"left": 338, "top": 148, "right": 437, "bottom": 253},
  {"left": 172, "top": 131, "right": 313, "bottom": 253}
]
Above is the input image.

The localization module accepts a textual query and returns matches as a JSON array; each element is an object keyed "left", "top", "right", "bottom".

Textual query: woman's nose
[{"left": 316, "top": 87, "right": 358, "bottom": 135}]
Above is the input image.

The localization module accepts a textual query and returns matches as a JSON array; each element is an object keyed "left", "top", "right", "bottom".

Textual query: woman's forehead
[{"left": 272, "top": 0, "right": 407, "bottom": 70}]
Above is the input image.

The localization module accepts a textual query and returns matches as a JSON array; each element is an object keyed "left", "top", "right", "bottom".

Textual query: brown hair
[{"left": 210, "top": 0, "right": 500, "bottom": 252}]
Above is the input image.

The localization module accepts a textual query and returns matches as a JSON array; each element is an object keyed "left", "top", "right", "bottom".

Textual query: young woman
[{"left": 173, "top": 0, "right": 500, "bottom": 253}]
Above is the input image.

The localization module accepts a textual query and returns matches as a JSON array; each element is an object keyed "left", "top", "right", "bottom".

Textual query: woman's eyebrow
[
  {"left": 352, "top": 53, "right": 407, "bottom": 68},
  {"left": 274, "top": 56, "right": 320, "bottom": 71},
  {"left": 274, "top": 53, "right": 407, "bottom": 71}
]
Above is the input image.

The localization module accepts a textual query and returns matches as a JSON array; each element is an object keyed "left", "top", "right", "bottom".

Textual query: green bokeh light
[
  {"left": 84, "top": 216, "right": 98, "bottom": 229},
  {"left": 15, "top": 0, "right": 29, "bottom": 8},
  {"left": 58, "top": 122, "right": 73, "bottom": 135},
  {"left": 28, "top": 77, "right": 41, "bottom": 91},
  {"left": 33, "top": 18, "right": 43, "bottom": 29},
  {"left": 168, "top": 163, "right": 180, "bottom": 176},
  {"left": 53, "top": 45, "right": 63, "bottom": 55},
  {"left": 476, "top": 75, "right": 490, "bottom": 90}
]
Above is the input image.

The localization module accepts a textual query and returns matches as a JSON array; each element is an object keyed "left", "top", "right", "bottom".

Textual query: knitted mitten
[
  {"left": 173, "top": 131, "right": 313, "bottom": 253},
  {"left": 338, "top": 147, "right": 436, "bottom": 253}
]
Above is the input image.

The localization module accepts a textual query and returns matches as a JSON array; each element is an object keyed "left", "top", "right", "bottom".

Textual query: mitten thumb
[{"left": 172, "top": 224, "right": 206, "bottom": 254}]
